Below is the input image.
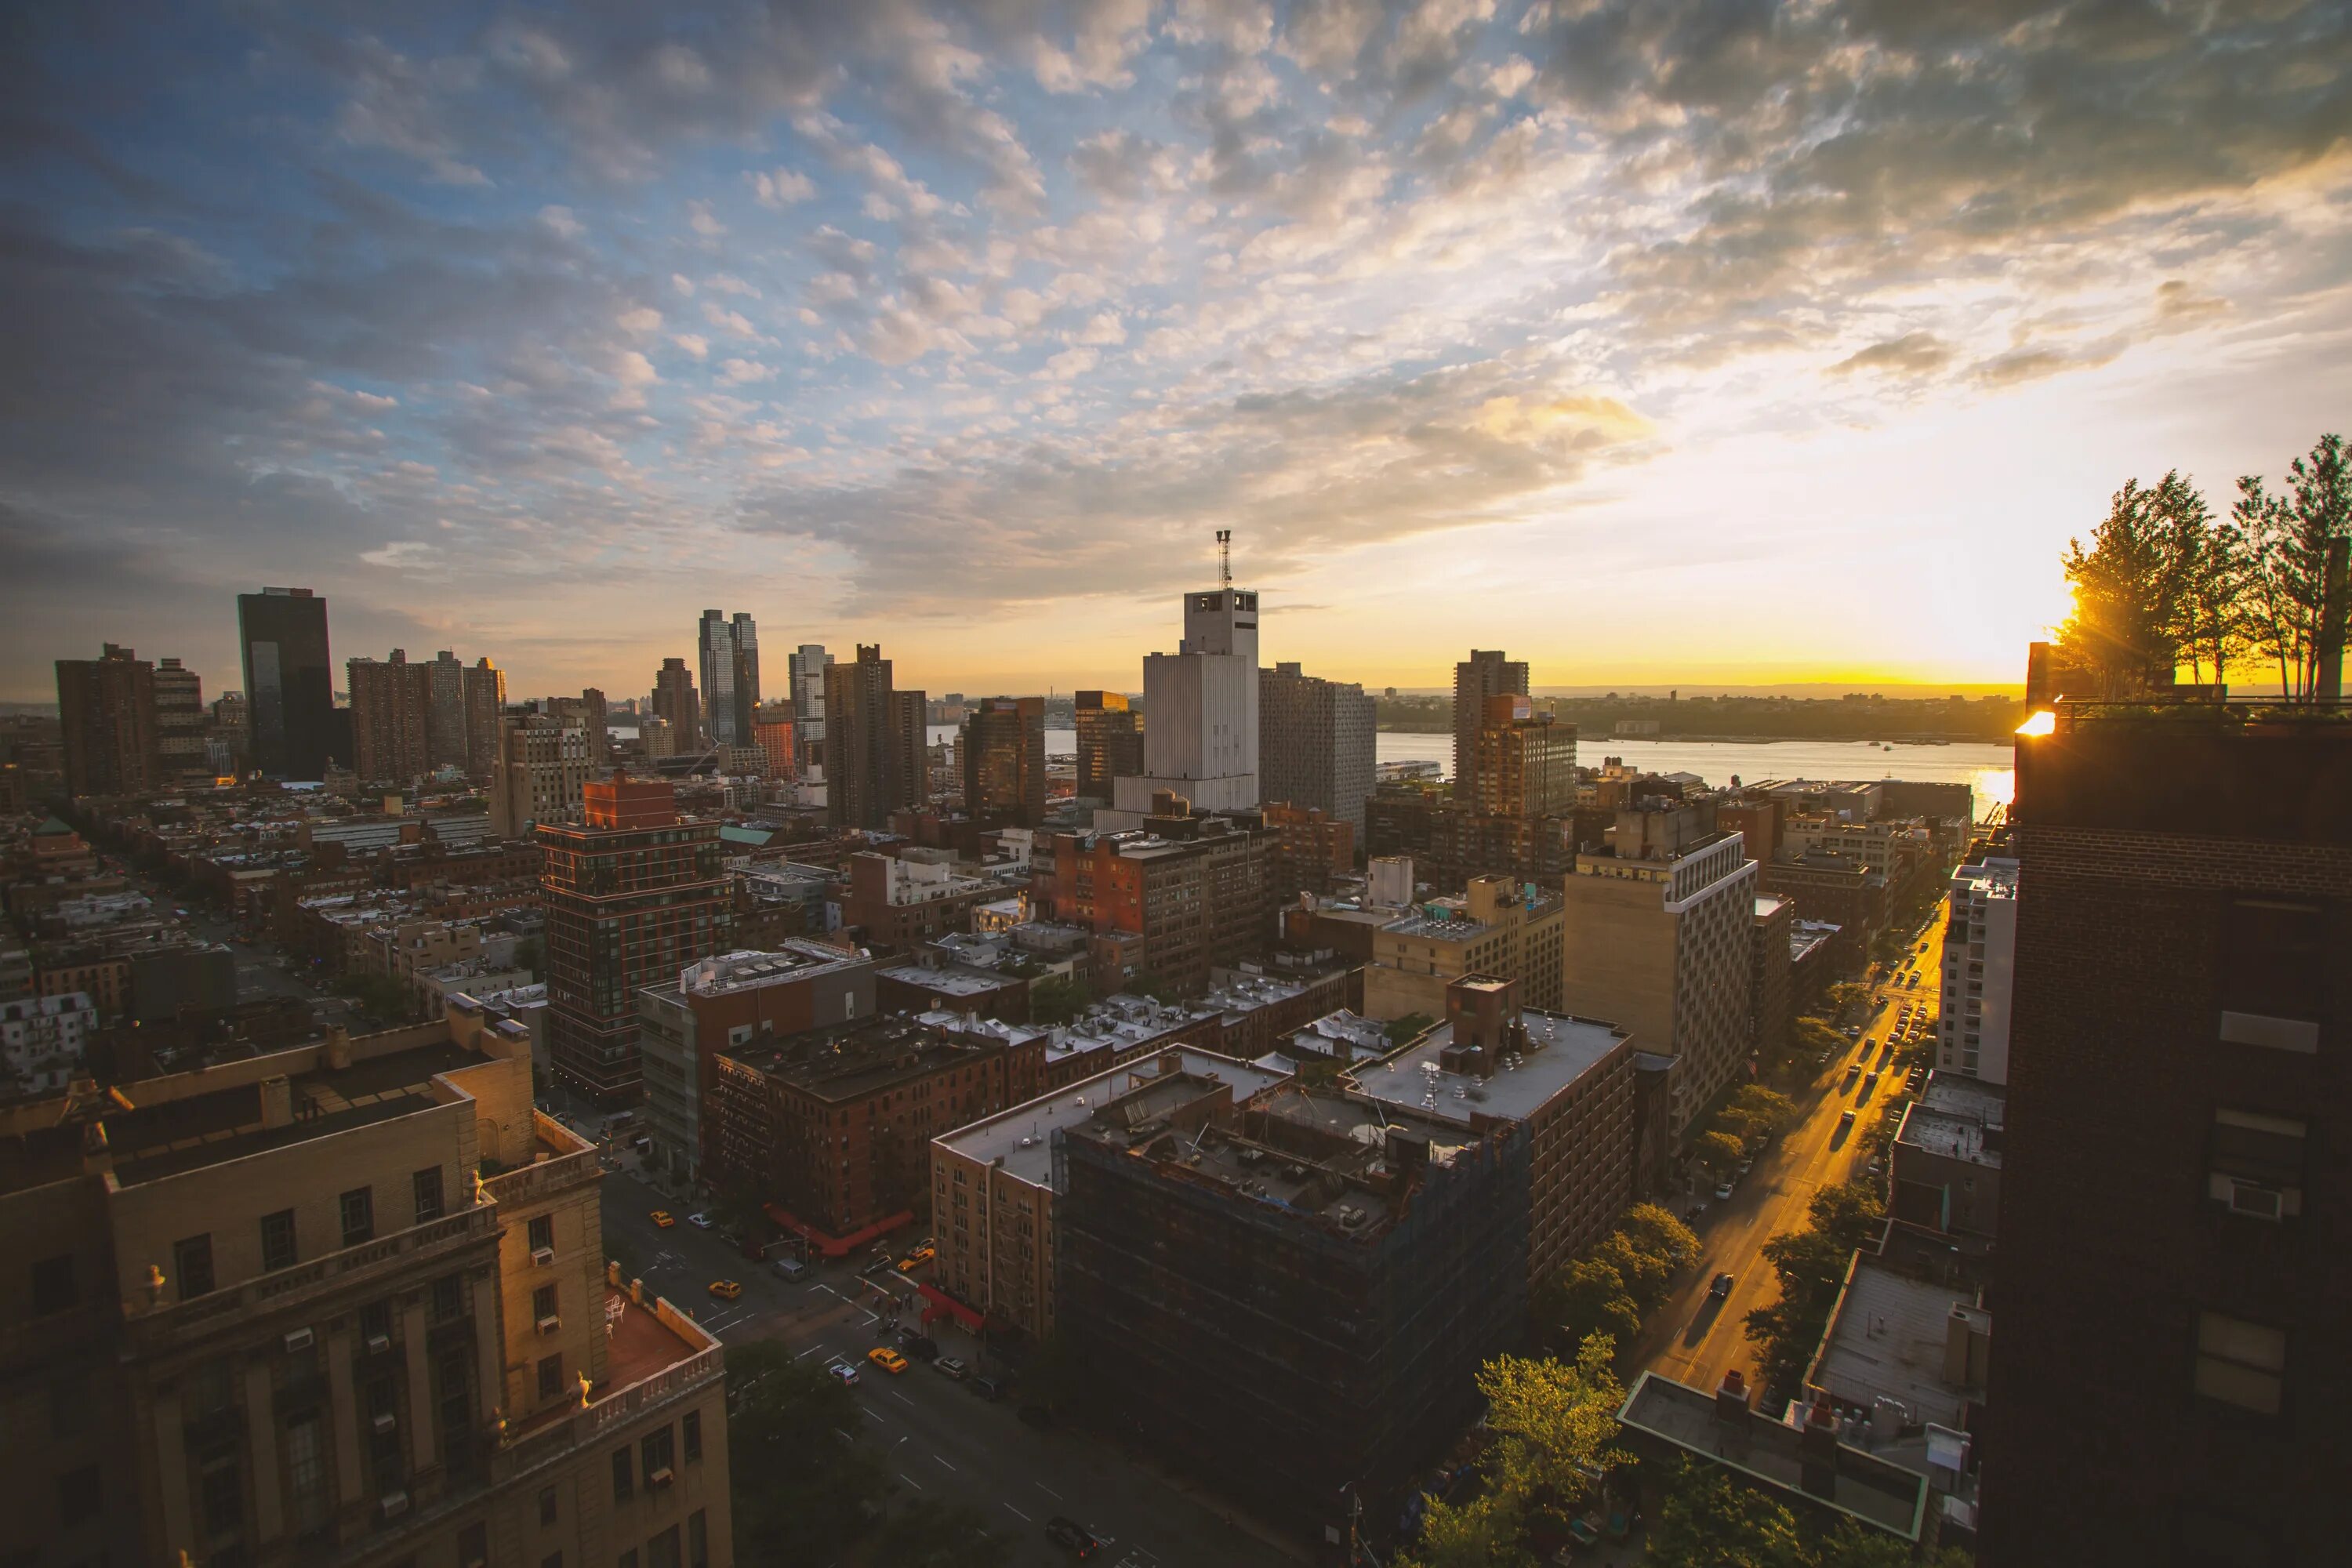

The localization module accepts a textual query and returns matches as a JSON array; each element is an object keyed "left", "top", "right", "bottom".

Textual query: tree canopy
[{"left": 725, "top": 1341, "right": 888, "bottom": 1563}]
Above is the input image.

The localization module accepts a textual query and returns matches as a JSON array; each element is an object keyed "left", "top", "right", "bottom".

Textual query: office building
[
  {"left": 1938, "top": 857, "right": 2019, "bottom": 1084},
  {"left": 1980, "top": 701, "right": 2350, "bottom": 1567},
  {"left": 1752, "top": 894, "right": 1795, "bottom": 1062},
  {"left": 696, "top": 610, "right": 759, "bottom": 748},
  {"left": 1366, "top": 873, "right": 1565, "bottom": 1018},
  {"left": 56, "top": 643, "right": 158, "bottom": 797},
  {"left": 1468, "top": 694, "right": 1577, "bottom": 818},
  {"left": 1105, "top": 586, "right": 1259, "bottom": 824},
  {"left": 1044, "top": 804, "right": 1273, "bottom": 996},
  {"left": 652, "top": 659, "right": 699, "bottom": 752},
  {"left": 0, "top": 1008, "right": 731, "bottom": 1568},
  {"left": 488, "top": 713, "right": 591, "bottom": 839},
  {"left": 640, "top": 715, "right": 676, "bottom": 761},
  {"left": 1349, "top": 975, "right": 1638, "bottom": 1288},
  {"left": 545, "top": 690, "right": 609, "bottom": 771},
  {"left": 1058, "top": 1076, "right": 1530, "bottom": 1538},
  {"left": 1453, "top": 648, "right": 1528, "bottom": 801},
  {"left": 962, "top": 695, "right": 1047, "bottom": 829},
  {"left": 540, "top": 774, "right": 731, "bottom": 1102},
  {"left": 750, "top": 701, "right": 797, "bottom": 779},
  {"left": 238, "top": 586, "right": 336, "bottom": 779},
  {"left": 1559, "top": 801, "right": 1758, "bottom": 1139},
  {"left": 152, "top": 657, "right": 210, "bottom": 787},
  {"left": 347, "top": 649, "right": 435, "bottom": 786},
  {"left": 1074, "top": 690, "right": 1141, "bottom": 801},
  {"left": 825, "top": 645, "right": 926, "bottom": 830},
  {"left": 460, "top": 658, "right": 506, "bottom": 779},
  {"left": 788, "top": 645, "right": 832, "bottom": 777},
  {"left": 637, "top": 942, "right": 879, "bottom": 1185},
  {"left": 931, "top": 1047, "right": 1291, "bottom": 1343},
  {"left": 1259, "top": 661, "right": 1377, "bottom": 833}
]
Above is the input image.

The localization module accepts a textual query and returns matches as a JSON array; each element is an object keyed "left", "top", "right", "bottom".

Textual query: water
[{"left": 1371, "top": 732, "right": 2015, "bottom": 809}]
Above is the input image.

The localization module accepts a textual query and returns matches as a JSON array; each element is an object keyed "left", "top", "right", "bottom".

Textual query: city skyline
[{"left": 9, "top": 3, "right": 2350, "bottom": 701}]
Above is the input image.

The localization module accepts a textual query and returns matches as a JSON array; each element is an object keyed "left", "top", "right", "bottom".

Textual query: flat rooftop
[
  {"left": 1348, "top": 1009, "right": 1628, "bottom": 1125},
  {"left": 1895, "top": 1073, "right": 2005, "bottom": 1167},
  {"left": 1809, "top": 1258, "right": 1984, "bottom": 1432},
  {"left": 935, "top": 1048, "right": 1293, "bottom": 1187},
  {"left": 1287, "top": 1010, "right": 1391, "bottom": 1062},
  {"left": 720, "top": 1014, "right": 1025, "bottom": 1104},
  {"left": 677, "top": 942, "right": 867, "bottom": 997},
  {"left": 879, "top": 962, "right": 1011, "bottom": 997}
]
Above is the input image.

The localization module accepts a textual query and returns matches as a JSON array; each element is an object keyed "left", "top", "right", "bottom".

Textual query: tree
[
  {"left": 1695, "top": 1130, "right": 1746, "bottom": 1174},
  {"left": 2238, "top": 434, "right": 2351, "bottom": 700},
  {"left": 1614, "top": 1203, "right": 1700, "bottom": 1276},
  {"left": 1744, "top": 1180, "right": 1886, "bottom": 1398},
  {"left": 1643, "top": 1461, "right": 1809, "bottom": 1568},
  {"left": 1792, "top": 1018, "right": 1845, "bottom": 1060},
  {"left": 867, "top": 1500, "right": 1012, "bottom": 1568},
  {"left": 1402, "top": 1492, "right": 1538, "bottom": 1568},
  {"left": 1824, "top": 982, "right": 1871, "bottom": 1016},
  {"left": 1729, "top": 1086, "right": 1797, "bottom": 1130},
  {"left": 1534, "top": 1256, "right": 1642, "bottom": 1356},
  {"left": 1029, "top": 973, "right": 1093, "bottom": 1025},
  {"left": 1385, "top": 1012, "right": 1439, "bottom": 1046},
  {"left": 2057, "top": 477, "right": 2178, "bottom": 695},
  {"left": 726, "top": 1341, "right": 888, "bottom": 1563}
]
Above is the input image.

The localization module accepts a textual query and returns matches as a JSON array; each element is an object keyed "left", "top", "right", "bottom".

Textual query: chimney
[
  {"left": 324, "top": 1025, "right": 353, "bottom": 1071},
  {"left": 2318, "top": 537, "right": 2347, "bottom": 704},
  {"left": 1714, "top": 1368, "right": 1751, "bottom": 1428},
  {"left": 1799, "top": 1393, "right": 1840, "bottom": 1497},
  {"left": 608, "top": 1259, "right": 622, "bottom": 1287},
  {"left": 260, "top": 1075, "right": 294, "bottom": 1129},
  {"left": 630, "top": 1276, "right": 645, "bottom": 1305}
]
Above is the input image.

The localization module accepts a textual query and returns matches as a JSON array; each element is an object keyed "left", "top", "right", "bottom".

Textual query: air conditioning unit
[
  {"left": 2228, "top": 1180, "right": 2285, "bottom": 1220},
  {"left": 649, "top": 1466, "right": 674, "bottom": 1489},
  {"left": 379, "top": 1490, "right": 410, "bottom": 1519},
  {"left": 536, "top": 1315, "right": 562, "bottom": 1334},
  {"left": 532, "top": 1246, "right": 557, "bottom": 1267},
  {"left": 283, "top": 1327, "right": 315, "bottom": 1352},
  {"left": 366, "top": 1333, "right": 392, "bottom": 1355},
  {"left": 372, "top": 1410, "right": 397, "bottom": 1435}
]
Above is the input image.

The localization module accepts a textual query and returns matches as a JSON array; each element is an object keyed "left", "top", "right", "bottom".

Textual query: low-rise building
[
  {"left": 2, "top": 990, "right": 98, "bottom": 1098},
  {"left": 1889, "top": 1072, "right": 2005, "bottom": 1241},
  {"left": 1037, "top": 993, "right": 1225, "bottom": 1089},
  {"left": 840, "top": 851, "right": 993, "bottom": 946},
  {"left": 1366, "top": 873, "right": 1563, "bottom": 1018}
]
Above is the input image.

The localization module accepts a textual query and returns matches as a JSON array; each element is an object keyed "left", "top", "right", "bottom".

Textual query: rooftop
[
  {"left": 937, "top": 1047, "right": 1294, "bottom": 1188},
  {"left": 877, "top": 961, "right": 1011, "bottom": 998},
  {"left": 1287, "top": 1010, "right": 1392, "bottom": 1062},
  {"left": 676, "top": 942, "right": 869, "bottom": 997},
  {"left": 1348, "top": 1009, "right": 1629, "bottom": 1126},
  {"left": 1807, "top": 1257, "right": 1986, "bottom": 1432},
  {"left": 1950, "top": 858, "right": 2020, "bottom": 899},
  {"left": 720, "top": 1014, "right": 1029, "bottom": 1104},
  {"left": 1895, "top": 1073, "right": 2005, "bottom": 1167}
]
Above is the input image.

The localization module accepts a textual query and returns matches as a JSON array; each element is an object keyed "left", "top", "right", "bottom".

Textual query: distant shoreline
[{"left": 1374, "top": 727, "right": 2010, "bottom": 746}]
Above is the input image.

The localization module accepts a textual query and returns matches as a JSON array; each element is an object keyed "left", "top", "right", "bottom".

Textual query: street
[
  {"left": 595, "top": 1163, "right": 1305, "bottom": 1568},
  {"left": 1632, "top": 913, "right": 1947, "bottom": 1402}
]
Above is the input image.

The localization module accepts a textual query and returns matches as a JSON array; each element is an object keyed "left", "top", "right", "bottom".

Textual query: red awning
[
  {"left": 916, "top": 1280, "right": 985, "bottom": 1332},
  {"left": 760, "top": 1203, "right": 915, "bottom": 1259}
]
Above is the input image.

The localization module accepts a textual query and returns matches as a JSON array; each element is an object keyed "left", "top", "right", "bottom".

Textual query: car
[
  {"left": 1044, "top": 1516, "right": 1102, "bottom": 1558},
  {"left": 1839, "top": 1109, "right": 1857, "bottom": 1129},
  {"left": 1864, "top": 1070, "right": 1882, "bottom": 1092},
  {"left": 897, "top": 1243, "right": 936, "bottom": 1272},
  {"left": 1906, "top": 975, "right": 1918, "bottom": 988},
  {"left": 1714, "top": 1181, "right": 1734, "bottom": 1200},
  {"left": 774, "top": 1258, "right": 811, "bottom": 1281},
  {"left": 827, "top": 1362, "right": 861, "bottom": 1387},
  {"left": 866, "top": 1347, "right": 909, "bottom": 1375},
  {"left": 896, "top": 1331, "right": 940, "bottom": 1362},
  {"left": 650, "top": 1210, "right": 677, "bottom": 1229},
  {"left": 970, "top": 1376, "right": 1007, "bottom": 1402},
  {"left": 1737, "top": 1159, "right": 1754, "bottom": 1178},
  {"left": 707, "top": 1279, "right": 742, "bottom": 1301},
  {"left": 687, "top": 1213, "right": 713, "bottom": 1229},
  {"left": 1843, "top": 1066, "right": 1862, "bottom": 1091},
  {"left": 933, "top": 1356, "right": 968, "bottom": 1380},
  {"left": 1710, "top": 1272, "right": 1735, "bottom": 1298},
  {"left": 1863, "top": 1036, "right": 1876, "bottom": 1053}
]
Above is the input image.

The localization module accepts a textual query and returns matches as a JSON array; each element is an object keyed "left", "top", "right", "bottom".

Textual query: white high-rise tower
[{"left": 1102, "top": 583, "right": 1261, "bottom": 826}]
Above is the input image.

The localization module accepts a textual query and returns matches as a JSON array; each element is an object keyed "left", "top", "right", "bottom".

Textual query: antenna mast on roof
[{"left": 1216, "top": 528, "right": 1232, "bottom": 590}]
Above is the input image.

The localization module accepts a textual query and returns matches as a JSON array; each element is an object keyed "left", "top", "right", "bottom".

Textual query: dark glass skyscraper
[
  {"left": 696, "top": 608, "right": 760, "bottom": 747},
  {"left": 238, "top": 586, "right": 335, "bottom": 779}
]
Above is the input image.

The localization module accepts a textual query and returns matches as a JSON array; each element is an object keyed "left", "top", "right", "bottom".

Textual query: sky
[{"left": 4, "top": 1, "right": 2350, "bottom": 705}]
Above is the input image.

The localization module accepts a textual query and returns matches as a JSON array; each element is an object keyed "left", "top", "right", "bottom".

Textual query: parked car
[
  {"left": 774, "top": 1258, "right": 811, "bottom": 1281},
  {"left": 969, "top": 1376, "right": 1007, "bottom": 1402},
  {"left": 1044, "top": 1516, "right": 1102, "bottom": 1558},
  {"left": 866, "top": 1347, "right": 909, "bottom": 1375},
  {"left": 903, "top": 1334, "right": 940, "bottom": 1363},
  {"left": 1713, "top": 1180, "right": 1734, "bottom": 1200},
  {"left": 1710, "top": 1272, "right": 1735, "bottom": 1298},
  {"left": 687, "top": 1213, "right": 713, "bottom": 1229},
  {"left": 649, "top": 1210, "right": 677, "bottom": 1229},
  {"left": 933, "top": 1356, "right": 968, "bottom": 1381},
  {"left": 707, "top": 1279, "right": 742, "bottom": 1301}
]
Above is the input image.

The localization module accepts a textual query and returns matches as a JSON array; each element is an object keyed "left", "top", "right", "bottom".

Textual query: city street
[
  {"left": 1632, "top": 913, "right": 1946, "bottom": 1402},
  {"left": 596, "top": 1169, "right": 1305, "bottom": 1568}
]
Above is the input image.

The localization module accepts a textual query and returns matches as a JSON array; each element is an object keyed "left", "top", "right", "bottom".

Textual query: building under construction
[{"left": 1055, "top": 1074, "right": 1530, "bottom": 1542}]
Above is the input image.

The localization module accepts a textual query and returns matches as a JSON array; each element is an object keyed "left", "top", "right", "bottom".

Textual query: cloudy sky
[{"left": 5, "top": 0, "right": 2350, "bottom": 703}]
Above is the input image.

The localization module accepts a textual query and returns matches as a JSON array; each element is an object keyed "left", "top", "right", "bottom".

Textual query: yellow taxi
[
  {"left": 896, "top": 1243, "right": 936, "bottom": 1272},
  {"left": 650, "top": 1210, "right": 677, "bottom": 1229},
  {"left": 867, "top": 1347, "right": 909, "bottom": 1375},
  {"left": 708, "top": 1279, "right": 742, "bottom": 1301}
]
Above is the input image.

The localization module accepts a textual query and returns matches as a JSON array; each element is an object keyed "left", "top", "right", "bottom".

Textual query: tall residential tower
[{"left": 238, "top": 587, "right": 336, "bottom": 779}]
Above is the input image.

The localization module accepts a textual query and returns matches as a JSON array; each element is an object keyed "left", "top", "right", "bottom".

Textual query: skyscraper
[
  {"left": 789, "top": 644, "right": 832, "bottom": 777},
  {"left": 696, "top": 609, "right": 760, "bottom": 747},
  {"left": 1979, "top": 700, "right": 2350, "bottom": 1566},
  {"left": 459, "top": 656, "right": 506, "bottom": 778},
  {"left": 1453, "top": 648, "right": 1528, "bottom": 802},
  {"left": 963, "top": 695, "right": 1047, "bottom": 828},
  {"left": 1074, "top": 690, "right": 1142, "bottom": 801},
  {"left": 238, "top": 586, "right": 335, "bottom": 779},
  {"left": 1468, "top": 693, "right": 1577, "bottom": 817},
  {"left": 653, "top": 658, "right": 699, "bottom": 750},
  {"left": 825, "top": 645, "right": 925, "bottom": 829},
  {"left": 1104, "top": 585, "right": 1260, "bottom": 826},
  {"left": 1258, "top": 662, "right": 1377, "bottom": 833},
  {"left": 541, "top": 772, "right": 732, "bottom": 1102},
  {"left": 151, "top": 656, "right": 209, "bottom": 786},
  {"left": 55, "top": 644, "right": 157, "bottom": 797},
  {"left": 346, "top": 648, "right": 434, "bottom": 786},
  {"left": 425, "top": 649, "right": 469, "bottom": 771}
]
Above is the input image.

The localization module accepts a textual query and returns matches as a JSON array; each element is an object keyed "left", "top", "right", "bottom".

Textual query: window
[
  {"left": 528, "top": 1214, "right": 555, "bottom": 1253},
  {"left": 537, "top": 1353, "right": 564, "bottom": 1400},
  {"left": 57, "top": 1464, "right": 101, "bottom": 1526},
  {"left": 541, "top": 1556, "right": 564, "bottom": 1568},
  {"left": 682, "top": 1409, "right": 702, "bottom": 1462},
  {"left": 2220, "top": 899, "right": 2325, "bottom": 1023},
  {"left": 31, "top": 1253, "right": 76, "bottom": 1315},
  {"left": 537, "top": 1486, "right": 559, "bottom": 1526},
  {"left": 2194, "top": 1312, "right": 2285, "bottom": 1415},
  {"left": 286, "top": 1414, "right": 326, "bottom": 1532},
  {"left": 339, "top": 1187, "right": 374, "bottom": 1248},
  {"left": 641, "top": 1425, "right": 673, "bottom": 1479},
  {"left": 619, "top": 1553, "right": 639, "bottom": 1568},
  {"left": 430, "top": 1273, "right": 463, "bottom": 1323},
  {"left": 688, "top": 1509, "right": 708, "bottom": 1568},
  {"left": 412, "top": 1167, "right": 444, "bottom": 1225},
  {"left": 174, "top": 1234, "right": 216, "bottom": 1300},
  {"left": 2209, "top": 1109, "right": 2307, "bottom": 1220},
  {"left": 456, "top": 1523, "right": 488, "bottom": 1566},
  {"left": 260, "top": 1210, "right": 298, "bottom": 1272},
  {"left": 200, "top": 1458, "right": 244, "bottom": 1534},
  {"left": 533, "top": 1284, "right": 559, "bottom": 1321},
  {"left": 360, "top": 1300, "right": 393, "bottom": 1345},
  {"left": 611, "top": 1446, "right": 633, "bottom": 1501},
  {"left": 648, "top": 1526, "right": 681, "bottom": 1568}
]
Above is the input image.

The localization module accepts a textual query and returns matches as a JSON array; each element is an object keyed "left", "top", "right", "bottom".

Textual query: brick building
[
  {"left": 840, "top": 851, "right": 993, "bottom": 945},
  {"left": 1365, "top": 873, "right": 1564, "bottom": 1018},
  {"left": 346, "top": 649, "right": 436, "bottom": 786},
  {"left": 1980, "top": 701, "right": 2351, "bottom": 1566},
  {"left": 1261, "top": 800, "right": 1355, "bottom": 895},
  {"left": 1751, "top": 894, "right": 1795, "bottom": 1062},
  {"left": 56, "top": 644, "right": 158, "bottom": 798},
  {"left": 1043, "top": 804, "right": 1273, "bottom": 996}
]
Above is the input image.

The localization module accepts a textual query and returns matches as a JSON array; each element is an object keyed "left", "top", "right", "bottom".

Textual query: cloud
[
  {"left": 750, "top": 167, "right": 817, "bottom": 207},
  {"left": 1829, "top": 332, "right": 1955, "bottom": 378},
  {"left": 361, "top": 541, "right": 440, "bottom": 569}
]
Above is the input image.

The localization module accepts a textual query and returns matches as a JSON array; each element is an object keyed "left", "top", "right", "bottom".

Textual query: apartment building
[
  {"left": 1258, "top": 662, "right": 1377, "bottom": 833},
  {"left": 1073, "top": 691, "right": 1141, "bottom": 802},
  {"left": 1938, "top": 857, "right": 2018, "bottom": 1084},
  {"left": 489, "top": 714, "right": 591, "bottom": 840},
  {"left": 1467, "top": 694, "right": 1577, "bottom": 818},
  {"left": 1043, "top": 809, "right": 1273, "bottom": 997},
  {"left": 1452, "top": 649, "right": 1528, "bottom": 804},
  {"left": 1365, "top": 873, "right": 1563, "bottom": 1018},
  {"left": 0, "top": 1009, "right": 731, "bottom": 1568},
  {"left": 839, "top": 851, "right": 993, "bottom": 945}
]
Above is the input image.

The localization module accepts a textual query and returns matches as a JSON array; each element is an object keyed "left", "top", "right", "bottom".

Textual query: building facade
[
  {"left": 825, "top": 645, "right": 926, "bottom": 830},
  {"left": 1453, "top": 648, "right": 1529, "bottom": 802},
  {"left": 540, "top": 775, "right": 732, "bottom": 1103},
  {"left": 1073, "top": 690, "right": 1141, "bottom": 802},
  {"left": 696, "top": 611, "right": 759, "bottom": 749},
  {"left": 961, "top": 696, "right": 1047, "bottom": 829},
  {"left": 1751, "top": 894, "right": 1795, "bottom": 1063},
  {"left": 153, "top": 657, "right": 211, "bottom": 787},
  {"left": 347, "top": 650, "right": 435, "bottom": 786},
  {"left": 1105, "top": 587, "right": 1259, "bottom": 823},
  {"left": 1365, "top": 873, "right": 1565, "bottom": 1018},
  {"left": 489, "top": 713, "right": 591, "bottom": 840},
  {"left": 1258, "top": 662, "right": 1377, "bottom": 833},
  {"left": 238, "top": 587, "right": 337, "bottom": 780},
  {"left": 652, "top": 659, "right": 700, "bottom": 752},
  {"left": 1468, "top": 694, "right": 1577, "bottom": 818},
  {"left": 56, "top": 643, "right": 158, "bottom": 797},
  {"left": 1938, "top": 857, "right": 2019, "bottom": 1084},
  {"left": 787, "top": 646, "right": 831, "bottom": 779},
  {"left": 460, "top": 659, "right": 506, "bottom": 781}
]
